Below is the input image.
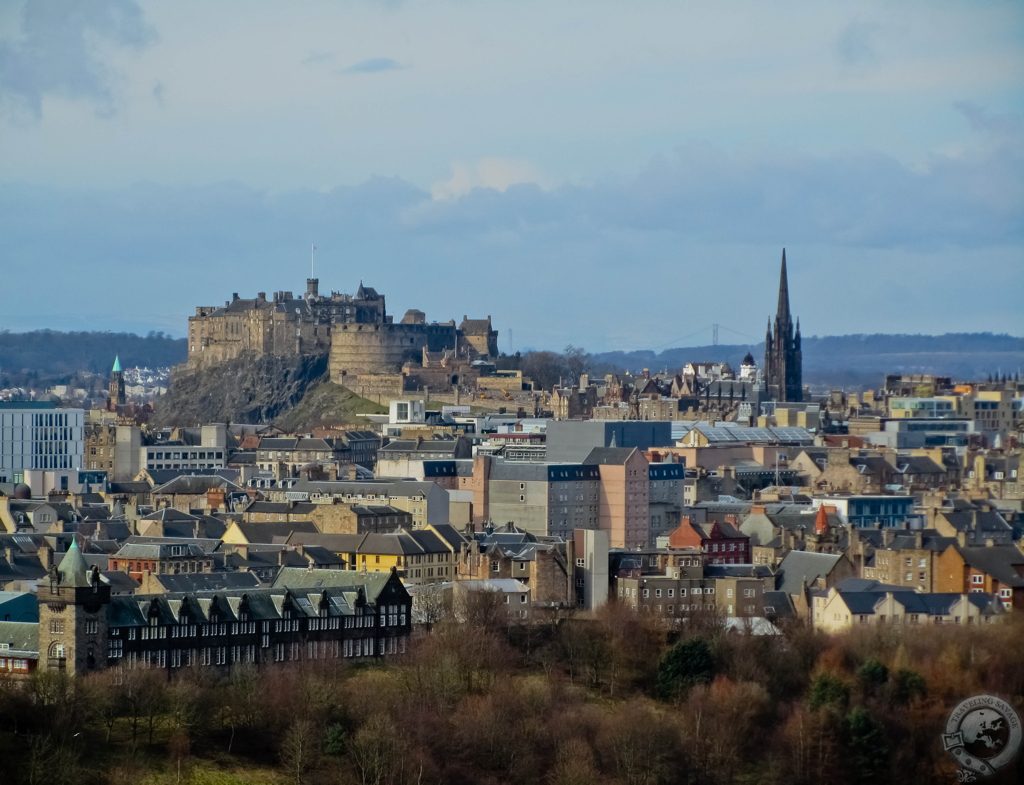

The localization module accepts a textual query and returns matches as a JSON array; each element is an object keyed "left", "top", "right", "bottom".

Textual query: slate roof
[
  {"left": 101, "top": 570, "right": 141, "bottom": 595},
  {"left": 113, "top": 542, "right": 209, "bottom": 560},
  {"left": 761, "top": 591, "right": 796, "bottom": 619},
  {"left": 955, "top": 545, "right": 1024, "bottom": 587},
  {"left": 0, "top": 621, "right": 38, "bottom": 658},
  {"left": 244, "top": 501, "right": 318, "bottom": 516},
  {"left": 153, "top": 572, "right": 262, "bottom": 593},
  {"left": 230, "top": 521, "right": 320, "bottom": 544},
  {"left": 584, "top": 447, "right": 638, "bottom": 465},
  {"left": 108, "top": 481, "right": 154, "bottom": 494},
  {"left": 777, "top": 551, "right": 845, "bottom": 595},
  {"left": 837, "top": 590, "right": 1004, "bottom": 617},
  {"left": 122, "top": 535, "right": 222, "bottom": 555},
  {"left": 153, "top": 475, "right": 244, "bottom": 495}
]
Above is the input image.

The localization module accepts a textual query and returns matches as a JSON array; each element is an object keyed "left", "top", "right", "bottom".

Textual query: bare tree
[{"left": 280, "top": 718, "right": 321, "bottom": 785}]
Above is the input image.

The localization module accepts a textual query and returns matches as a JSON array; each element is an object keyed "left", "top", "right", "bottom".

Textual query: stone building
[
  {"left": 37, "top": 538, "right": 110, "bottom": 675},
  {"left": 187, "top": 279, "right": 499, "bottom": 392},
  {"left": 764, "top": 249, "right": 802, "bottom": 403}
]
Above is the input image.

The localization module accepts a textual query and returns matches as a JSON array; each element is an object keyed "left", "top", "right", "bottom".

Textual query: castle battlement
[{"left": 186, "top": 280, "right": 498, "bottom": 390}]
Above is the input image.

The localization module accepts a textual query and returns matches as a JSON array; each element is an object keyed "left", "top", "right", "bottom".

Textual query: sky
[{"left": 1, "top": 0, "right": 1022, "bottom": 352}]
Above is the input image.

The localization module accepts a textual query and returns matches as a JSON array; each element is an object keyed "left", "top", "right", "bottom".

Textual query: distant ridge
[
  {"left": 589, "top": 333, "right": 1024, "bottom": 388},
  {"left": 1, "top": 329, "right": 1020, "bottom": 390},
  {"left": 0, "top": 329, "right": 186, "bottom": 385}
]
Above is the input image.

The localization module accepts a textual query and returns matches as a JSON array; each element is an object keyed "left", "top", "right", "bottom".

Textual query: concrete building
[
  {"left": 0, "top": 402, "right": 85, "bottom": 484},
  {"left": 587, "top": 447, "right": 651, "bottom": 549},
  {"left": 545, "top": 420, "right": 673, "bottom": 463}
]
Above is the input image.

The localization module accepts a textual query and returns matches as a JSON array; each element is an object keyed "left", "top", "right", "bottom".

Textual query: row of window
[{"left": 110, "top": 634, "right": 407, "bottom": 667}]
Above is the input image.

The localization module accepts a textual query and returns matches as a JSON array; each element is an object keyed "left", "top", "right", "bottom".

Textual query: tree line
[{"left": 1, "top": 607, "right": 1022, "bottom": 785}]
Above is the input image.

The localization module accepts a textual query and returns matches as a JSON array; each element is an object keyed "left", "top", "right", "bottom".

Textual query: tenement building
[
  {"left": 36, "top": 541, "right": 412, "bottom": 675},
  {"left": 187, "top": 278, "right": 499, "bottom": 394}
]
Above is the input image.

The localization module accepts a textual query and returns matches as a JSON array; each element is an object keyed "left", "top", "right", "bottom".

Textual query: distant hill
[
  {"left": 2, "top": 328, "right": 1021, "bottom": 398},
  {"left": 0, "top": 329, "right": 186, "bottom": 385},
  {"left": 589, "top": 333, "right": 1024, "bottom": 388}
]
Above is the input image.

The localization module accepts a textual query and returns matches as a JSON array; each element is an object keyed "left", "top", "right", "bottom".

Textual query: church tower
[
  {"left": 764, "top": 249, "right": 803, "bottom": 402},
  {"left": 108, "top": 355, "right": 126, "bottom": 411},
  {"left": 37, "top": 537, "right": 111, "bottom": 675}
]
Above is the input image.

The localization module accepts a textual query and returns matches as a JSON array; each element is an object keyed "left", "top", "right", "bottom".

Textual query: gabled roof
[
  {"left": 230, "top": 521, "right": 319, "bottom": 544},
  {"left": 153, "top": 475, "right": 244, "bottom": 495},
  {"left": 777, "top": 550, "right": 845, "bottom": 595},
  {"left": 154, "top": 572, "right": 261, "bottom": 593},
  {"left": 954, "top": 545, "right": 1024, "bottom": 587},
  {"left": 584, "top": 447, "right": 638, "bottom": 466}
]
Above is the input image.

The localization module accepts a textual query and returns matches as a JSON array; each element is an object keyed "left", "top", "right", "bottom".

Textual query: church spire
[{"left": 776, "top": 248, "right": 791, "bottom": 324}]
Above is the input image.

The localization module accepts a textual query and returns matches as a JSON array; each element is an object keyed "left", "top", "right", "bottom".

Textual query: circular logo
[{"left": 943, "top": 695, "right": 1022, "bottom": 777}]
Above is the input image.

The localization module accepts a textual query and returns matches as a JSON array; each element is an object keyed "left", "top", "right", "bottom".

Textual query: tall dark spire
[
  {"left": 776, "top": 248, "right": 791, "bottom": 324},
  {"left": 764, "top": 247, "right": 802, "bottom": 402}
]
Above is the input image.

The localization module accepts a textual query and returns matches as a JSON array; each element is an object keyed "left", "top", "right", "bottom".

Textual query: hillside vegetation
[
  {"left": 1, "top": 611, "right": 1022, "bottom": 785},
  {"left": 274, "top": 382, "right": 386, "bottom": 432}
]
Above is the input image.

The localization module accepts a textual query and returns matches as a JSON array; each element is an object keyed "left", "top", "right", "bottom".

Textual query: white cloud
[{"left": 430, "top": 157, "right": 551, "bottom": 200}]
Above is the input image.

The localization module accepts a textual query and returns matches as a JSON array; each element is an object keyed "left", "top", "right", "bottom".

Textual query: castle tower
[
  {"left": 764, "top": 249, "right": 803, "bottom": 402},
  {"left": 108, "top": 355, "right": 126, "bottom": 411},
  {"left": 37, "top": 537, "right": 111, "bottom": 674}
]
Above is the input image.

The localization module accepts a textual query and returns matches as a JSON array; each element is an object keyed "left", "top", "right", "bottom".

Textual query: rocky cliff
[{"left": 152, "top": 353, "right": 329, "bottom": 427}]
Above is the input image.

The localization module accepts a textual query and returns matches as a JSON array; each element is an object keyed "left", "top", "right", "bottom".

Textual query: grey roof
[
  {"left": 954, "top": 545, "right": 1024, "bottom": 587},
  {"left": 153, "top": 475, "right": 243, "bottom": 495},
  {"left": 244, "top": 501, "right": 318, "bottom": 516},
  {"left": 101, "top": 570, "right": 141, "bottom": 594},
  {"left": 761, "top": 591, "right": 796, "bottom": 619},
  {"left": 113, "top": 542, "right": 209, "bottom": 560},
  {"left": 141, "top": 508, "right": 203, "bottom": 522},
  {"left": 0, "top": 621, "right": 38, "bottom": 658},
  {"left": 777, "top": 550, "right": 844, "bottom": 595},
  {"left": 837, "top": 590, "right": 1004, "bottom": 617},
  {"left": 428, "top": 524, "right": 469, "bottom": 552},
  {"left": 231, "top": 521, "right": 320, "bottom": 544},
  {"left": 123, "top": 535, "right": 222, "bottom": 555},
  {"left": 584, "top": 447, "right": 638, "bottom": 465},
  {"left": 153, "top": 572, "right": 262, "bottom": 593}
]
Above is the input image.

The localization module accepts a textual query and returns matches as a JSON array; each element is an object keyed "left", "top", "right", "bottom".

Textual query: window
[
  {"left": 642, "top": 589, "right": 649, "bottom": 598},
  {"left": 49, "top": 619, "right": 65, "bottom": 635},
  {"left": 85, "top": 620, "right": 99, "bottom": 635},
  {"left": 520, "top": 595, "right": 527, "bottom": 604},
  {"left": 971, "top": 574, "right": 984, "bottom": 585}
]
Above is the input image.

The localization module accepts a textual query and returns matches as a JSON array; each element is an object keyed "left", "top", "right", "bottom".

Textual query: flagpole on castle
[{"left": 311, "top": 242, "right": 316, "bottom": 278}]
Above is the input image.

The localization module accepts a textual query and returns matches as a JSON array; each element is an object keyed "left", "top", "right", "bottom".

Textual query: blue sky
[{"left": 1, "top": 0, "right": 1021, "bottom": 351}]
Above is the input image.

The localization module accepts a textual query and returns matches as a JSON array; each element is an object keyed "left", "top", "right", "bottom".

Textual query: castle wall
[{"left": 330, "top": 323, "right": 433, "bottom": 379}]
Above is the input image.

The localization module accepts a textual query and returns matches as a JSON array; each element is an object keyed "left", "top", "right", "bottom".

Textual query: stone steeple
[
  {"left": 108, "top": 354, "right": 126, "bottom": 411},
  {"left": 764, "top": 249, "right": 803, "bottom": 402}
]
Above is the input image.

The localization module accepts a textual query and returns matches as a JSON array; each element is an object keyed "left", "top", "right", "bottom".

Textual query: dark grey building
[{"left": 545, "top": 420, "right": 673, "bottom": 463}]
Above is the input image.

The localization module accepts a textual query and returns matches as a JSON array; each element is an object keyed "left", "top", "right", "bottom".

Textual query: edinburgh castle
[{"left": 187, "top": 278, "right": 506, "bottom": 397}]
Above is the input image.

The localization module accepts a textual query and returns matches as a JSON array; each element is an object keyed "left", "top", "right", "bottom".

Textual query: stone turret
[{"left": 37, "top": 537, "right": 111, "bottom": 674}]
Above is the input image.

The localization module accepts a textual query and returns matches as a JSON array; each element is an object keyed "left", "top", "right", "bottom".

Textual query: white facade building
[{"left": 0, "top": 402, "right": 85, "bottom": 484}]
